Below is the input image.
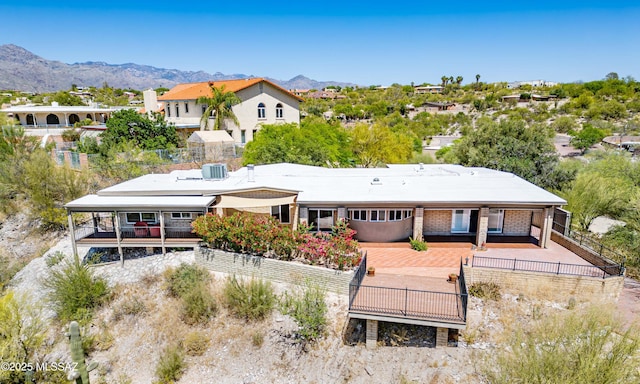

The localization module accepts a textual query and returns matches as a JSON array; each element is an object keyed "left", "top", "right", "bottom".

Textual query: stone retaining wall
[
  {"left": 195, "top": 246, "right": 354, "bottom": 295},
  {"left": 463, "top": 265, "right": 624, "bottom": 300}
]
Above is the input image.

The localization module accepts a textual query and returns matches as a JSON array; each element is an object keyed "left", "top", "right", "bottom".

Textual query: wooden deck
[{"left": 349, "top": 273, "right": 466, "bottom": 328}]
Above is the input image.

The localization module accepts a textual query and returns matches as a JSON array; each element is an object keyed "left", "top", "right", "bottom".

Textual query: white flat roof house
[
  {"left": 0, "top": 102, "right": 118, "bottom": 127},
  {"left": 157, "top": 78, "right": 303, "bottom": 145},
  {"left": 66, "top": 163, "right": 566, "bottom": 257}
]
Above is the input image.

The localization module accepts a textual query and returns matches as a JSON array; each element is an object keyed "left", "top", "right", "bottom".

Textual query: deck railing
[
  {"left": 348, "top": 285, "right": 466, "bottom": 323},
  {"left": 472, "top": 255, "right": 622, "bottom": 278},
  {"left": 457, "top": 260, "right": 468, "bottom": 322},
  {"left": 348, "top": 251, "right": 367, "bottom": 308},
  {"left": 74, "top": 223, "right": 198, "bottom": 240},
  {"left": 348, "top": 253, "right": 467, "bottom": 323}
]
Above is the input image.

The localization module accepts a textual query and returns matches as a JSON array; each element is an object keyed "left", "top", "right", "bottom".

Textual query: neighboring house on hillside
[
  {"left": 422, "top": 101, "right": 456, "bottom": 112},
  {"left": 0, "top": 102, "right": 117, "bottom": 127},
  {"left": 157, "top": 78, "right": 303, "bottom": 144},
  {"left": 65, "top": 163, "right": 566, "bottom": 258},
  {"left": 507, "top": 80, "right": 558, "bottom": 89},
  {"left": 414, "top": 85, "right": 444, "bottom": 94}
]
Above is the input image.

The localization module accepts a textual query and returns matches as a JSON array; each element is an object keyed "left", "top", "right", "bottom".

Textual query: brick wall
[
  {"left": 424, "top": 210, "right": 451, "bottom": 234},
  {"left": 195, "top": 247, "right": 354, "bottom": 295},
  {"left": 503, "top": 210, "right": 531, "bottom": 235},
  {"left": 463, "top": 265, "right": 624, "bottom": 300}
]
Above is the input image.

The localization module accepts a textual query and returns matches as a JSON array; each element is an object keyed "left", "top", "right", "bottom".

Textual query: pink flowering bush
[{"left": 191, "top": 213, "right": 361, "bottom": 270}]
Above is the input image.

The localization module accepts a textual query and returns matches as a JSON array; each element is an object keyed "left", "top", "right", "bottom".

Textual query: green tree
[
  {"left": 196, "top": 84, "right": 241, "bottom": 131},
  {"left": 475, "top": 74, "right": 481, "bottom": 86},
  {"left": 551, "top": 116, "right": 578, "bottom": 133},
  {"left": 243, "top": 117, "right": 352, "bottom": 166},
  {"left": 100, "top": 109, "right": 178, "bottom": 150},
  {"left": 349, "top": 122, "right": 413, "bottom": 167},
  {"left": 52, "top": 91, "right": 85, "bottom": 106},
  {"left": 570, "top": 124, "right": 607, "bottom": 154},
  {"left": 449, "top": 117, "right": 571, "bottom": 189}
]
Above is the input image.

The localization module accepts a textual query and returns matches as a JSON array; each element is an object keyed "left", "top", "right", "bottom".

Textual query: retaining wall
[
  {"left": 463, "top": 265, "right": 624, "bottom": 300},
  {"left": 195, "top": 246, "right": 353, "bottom": 295}
]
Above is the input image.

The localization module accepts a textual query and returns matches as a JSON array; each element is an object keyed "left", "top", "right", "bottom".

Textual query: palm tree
[
  {"left": 441, "top": 76, "right": 448, "bottom": 87},
  {"left": 196, "top": 84, "right": 241, "bottom": 131},
  {"left": 475, "top": 74, "right": 481, "bottom": 87},
  {"left": 456, "top": 76, "right": 463, "bottom": 85}
]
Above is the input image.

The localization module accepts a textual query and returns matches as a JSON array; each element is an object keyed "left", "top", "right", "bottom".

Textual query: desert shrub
[
  {"left": 182, "top": 331, "right": 210, "bottom": 356},
  {"left": 155, "top": 344, "right": 185, "bottom": 384},
  {"left": 181, "top": 283, "right": 217, "bottom": 325},
  {"left": 280, "top": 281, "right": 327, "bottom": 348},
  {"left": 409, "top": 237, "right": 428, "bottom": 251},
  {"left": 44, "top": 262, "right": 110, "bottom": 323},
  {"left": 483, "top": 307, "right": 640, "bottom": 383},
  {"left": 252, "top": 330, "right": 265, "bottom": 347},
  {"left": 468, "top": 282, "right": 501, "bottom": 301},
  {"left": 112, "top": 296, "right": 147, "bottom": 321},
  {"left": 165, "top": 263, "right": 210, "bottom": 299},
  {"left": 0, "top": 254, "right": 25, "bottom": 292},
  {"left": 61, "top": 128, "right": 81, "bottom": 142},
  {"left": 45, "top": 251, "right": 66, "bottom": 267},
  {"left": 223, "top": 275, "right": 275, "bottom": 320},
  {"left": 0, "top": 292, "right": 46, "bottom": 383}
]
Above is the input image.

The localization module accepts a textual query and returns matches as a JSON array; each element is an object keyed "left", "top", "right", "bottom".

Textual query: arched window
[
  {"left": 86, "top": 114, "right": 93, "bottom": 120},
  {"left": 46, "top": 114, "right": 60, "bottom": 125},
  {"left": 69, "top": 114, "right": 80, "bottom": 125},
  {"left": 257, "top": 103, "right": 266, "bottom": 119},
  {"left": 275, "top": 103, "right": 283, "bottom": 119},
  {"left": 26, "top": 114, "right": 35, "bottom": 125},
  {"left": 175, "top": 103, "right": 180, "bottom": 118}
]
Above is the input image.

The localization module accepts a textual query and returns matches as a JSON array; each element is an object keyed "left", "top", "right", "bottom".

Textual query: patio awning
[
  {"left": 214, "top": 195, "right": 296, "bottom": 214},
  {"left": 65, "top": 195, "right": 217, "bottom": 212}
]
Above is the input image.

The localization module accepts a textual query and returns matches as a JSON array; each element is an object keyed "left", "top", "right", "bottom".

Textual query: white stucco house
[
  {"left": 0, "top": 102, "right": 117, "bottom": 127},
  {"left": 157, "top": 78, "right": 303, "bottom": 144}
]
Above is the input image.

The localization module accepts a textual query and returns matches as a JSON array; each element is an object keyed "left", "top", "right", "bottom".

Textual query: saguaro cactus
[{"left": 67, "top": 321, "right": 97, "bottom": 384}]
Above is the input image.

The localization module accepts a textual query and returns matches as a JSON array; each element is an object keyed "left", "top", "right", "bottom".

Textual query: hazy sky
[{"left": 1, "top": 1, "right": 639, "bottom": 85}]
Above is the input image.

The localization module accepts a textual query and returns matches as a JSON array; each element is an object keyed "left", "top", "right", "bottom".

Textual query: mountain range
[{"left": 0, "top": 44, "right": 353, "bottom": 93}]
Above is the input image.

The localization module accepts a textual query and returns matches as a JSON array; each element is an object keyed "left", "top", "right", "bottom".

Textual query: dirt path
[{"left": 617, "top": 277, "right": 640, "bottom": 328}]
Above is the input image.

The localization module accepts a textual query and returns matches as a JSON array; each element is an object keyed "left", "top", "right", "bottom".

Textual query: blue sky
[{"left": 1, "top": 1, "right": 639, "bottom": 86}]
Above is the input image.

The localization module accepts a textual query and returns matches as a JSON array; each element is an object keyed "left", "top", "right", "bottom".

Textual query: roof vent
[
  {"left": 371, "top": 177, "right": 382, "bottom": 185},
  {"left": 247, "top": 164, "right": 255, "bottom": 182},
  {"left": 202, "top": 163, "right": 228, "bottom": 180}
]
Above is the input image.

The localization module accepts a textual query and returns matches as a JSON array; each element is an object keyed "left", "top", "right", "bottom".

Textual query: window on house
[
  {"left": 201, "top": 105, "right": 207, "bottom": 115},
  {"left": 276, "top": 103, "right": 283, "bottom": 118},
  {"left": 167, "top": 106, "right": 171, "bottom": 117},
  {"left": 348, "top": 210, "right": 367, "bottom": 221},
  {"left": 258, "top": 103, "right": 266, "bottom": 119},
  {"left": 171, "top": 212, "right": 192, "bottom": 220},
  {"left": 488, "top": 209, "right": 504, "bottom": 233},
  {"left": 241, "top": 130, "right": 246, "bottom": 144},
  {"left": 125, "top": 212, "right": 157, "bottom": 224},
  {"left": 388, "top": 210, "right": 405, "bottom": 221},
  {"left": 175, "top": 103, "right": 179, "bottom": 118},
  {"left": 271, "top": 205, "right": 290, "bottom": 223},
  {"left": 253, "top": 129, "right": 259, "bottom": 139},
  {"left": 184, "top": 102, "right": 189, "bottom": 113},
  {"left": 370, "top": 210, "right": 386, "bottom": 222},
  {"left": 404, "top": 210, "right": 413, "bottom": 219}
]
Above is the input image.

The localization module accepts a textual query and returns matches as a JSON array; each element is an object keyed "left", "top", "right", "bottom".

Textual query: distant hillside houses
[{"left": 507, "top": 80, "right": 558, "bottom": 89}]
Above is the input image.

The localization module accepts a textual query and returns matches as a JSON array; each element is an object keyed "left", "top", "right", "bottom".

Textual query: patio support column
[
  {"left": 159, "top": 211, "right": 166, "bottom": 256},
  {"left": 436, "top": 327, "right": 449, "bottom": 347},
  {"left": 114, "top": 213, "right": 124, "bottom": 265},
  {"left": 292, "top": 204, "right": 299, "bottom": 231},
  {"left": 540, "top": 207, "right": 554, "bottom": 248},
  {"left": 366, "top": 319, "right": 378, "bottom": 349},
  {"left": 412, "top": 207, "right": 424, "bottom": 241},
  {"left": 476, "top": 207, "right": 489, "bottom": 246},
  {"left": 215, "top": 207, "right": 224, "bottom": 217},
  {"left": 67, "top": 210, "right": 79, "bottom": 264}
]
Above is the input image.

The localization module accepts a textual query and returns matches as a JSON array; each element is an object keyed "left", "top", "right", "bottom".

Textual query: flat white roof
[{"left": 93, "top": 163, "right": 566, "bottom": 207}]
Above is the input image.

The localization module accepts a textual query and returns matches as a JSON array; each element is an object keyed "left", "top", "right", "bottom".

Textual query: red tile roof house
[
  {"left": 65, "top": 163, "right": 624, "bottom": 347},
  {"left": 157, "top": 78, "right": 303, "bottom": 145}
]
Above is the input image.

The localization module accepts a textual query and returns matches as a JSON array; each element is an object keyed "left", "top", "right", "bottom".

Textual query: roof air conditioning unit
[{"left": 202, "top": 163, "right": 228, "bottom": 180}]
